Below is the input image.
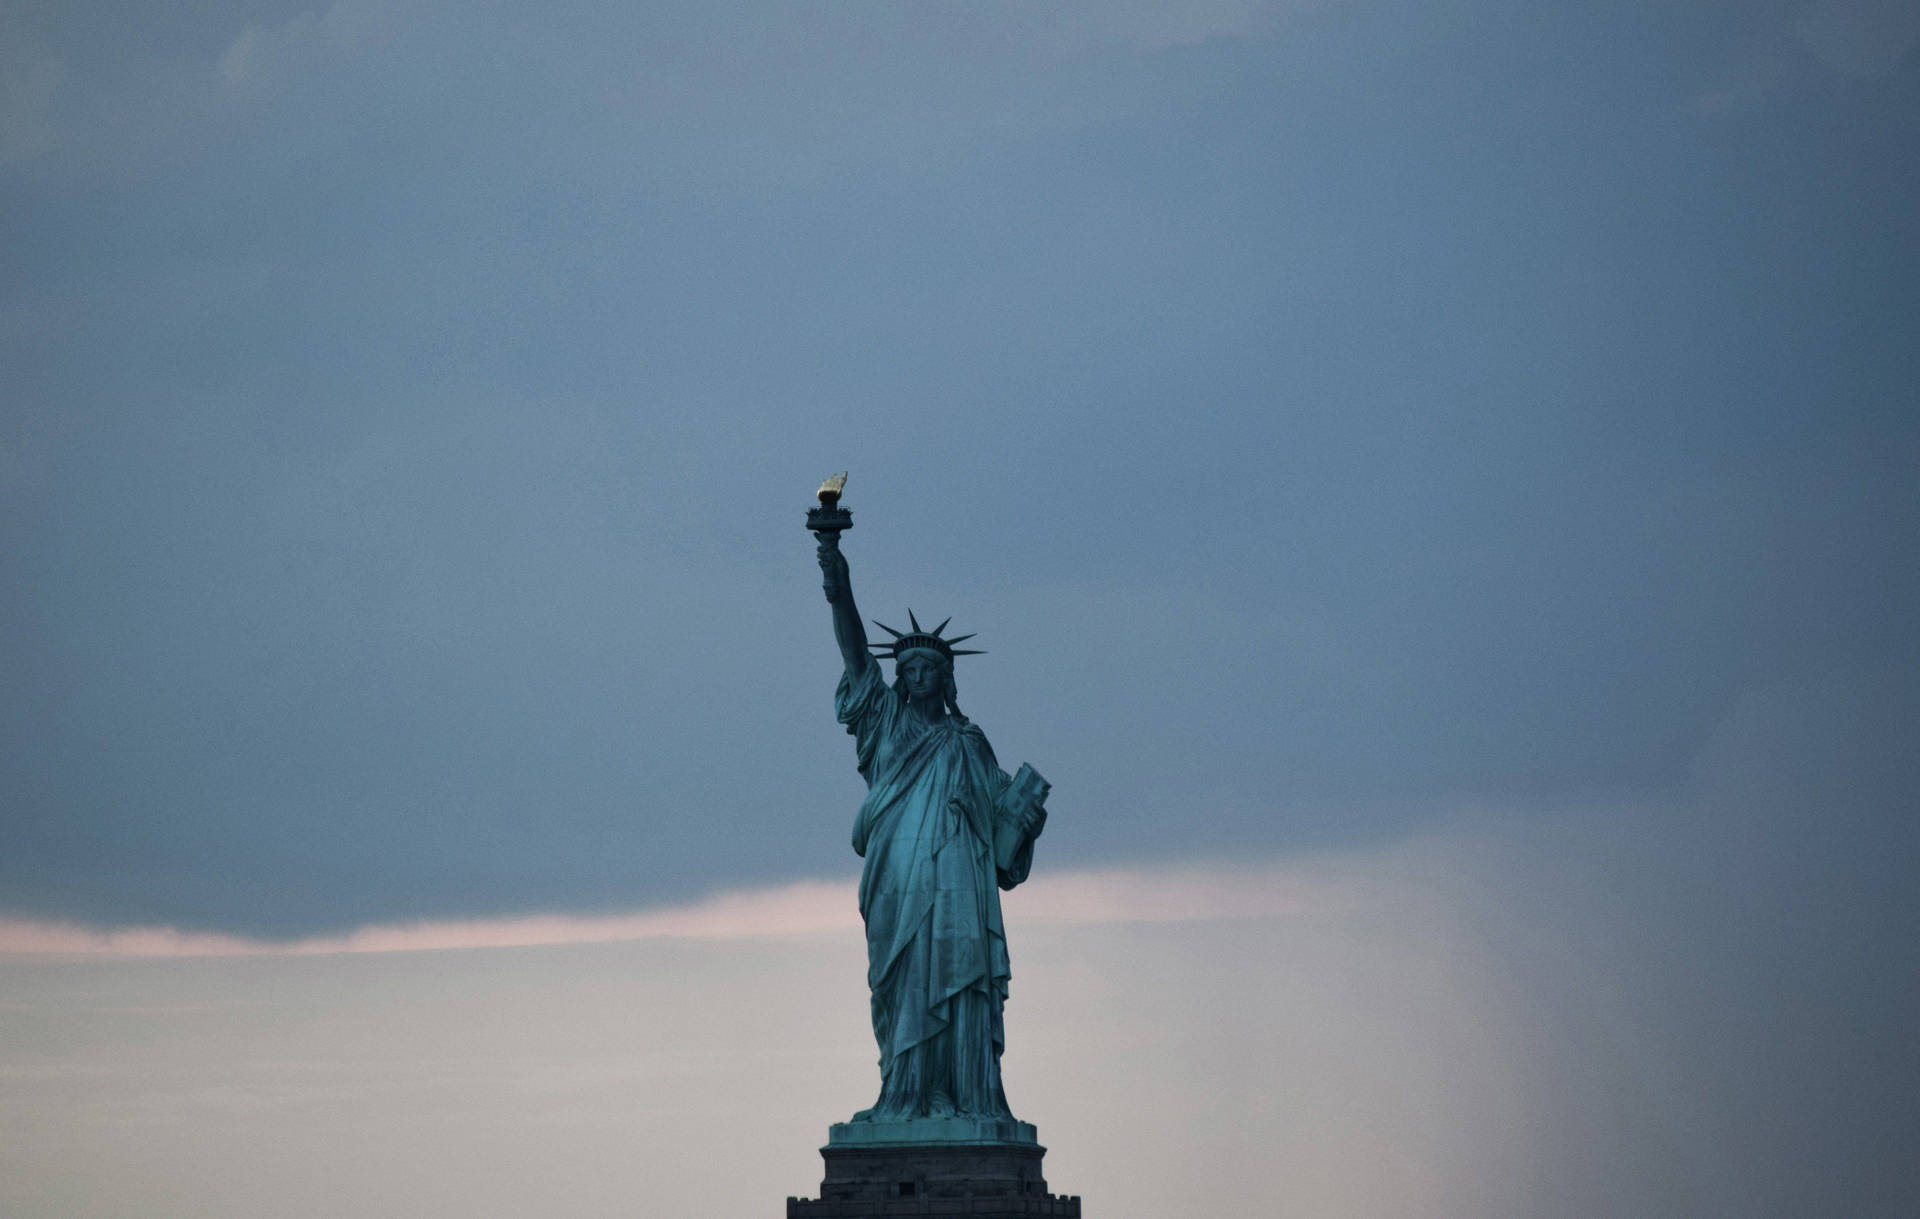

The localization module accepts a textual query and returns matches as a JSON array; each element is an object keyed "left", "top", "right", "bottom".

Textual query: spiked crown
[{"left": 869, "top": 610, "right": 984, "bottom": 664}]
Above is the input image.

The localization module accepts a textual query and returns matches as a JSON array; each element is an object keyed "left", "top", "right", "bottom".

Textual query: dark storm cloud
[{"left": 2, "top": 0, "right": 1915, "bottom": 937}]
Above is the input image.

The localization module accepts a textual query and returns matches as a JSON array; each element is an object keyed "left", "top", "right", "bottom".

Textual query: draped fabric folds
[{"left": 836, "top": 661, "right": 1031, "bottom": 1121}]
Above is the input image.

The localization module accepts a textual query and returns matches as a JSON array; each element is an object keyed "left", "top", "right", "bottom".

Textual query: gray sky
[
  {"left": 5, "top": 0, "right": 1912, "bottom": 934},
  {"left": 2, "top": 1, "right": 1917, "bottom": 1212}
]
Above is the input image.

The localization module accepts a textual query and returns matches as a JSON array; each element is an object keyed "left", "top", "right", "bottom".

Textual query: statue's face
[{"left": 898, "top": 652, "right": 945, "bottom": 702}]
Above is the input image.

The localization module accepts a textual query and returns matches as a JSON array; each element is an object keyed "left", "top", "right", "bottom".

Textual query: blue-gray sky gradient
[{"left": 7, "top": 0, "right": 1912, "bottom": 936}]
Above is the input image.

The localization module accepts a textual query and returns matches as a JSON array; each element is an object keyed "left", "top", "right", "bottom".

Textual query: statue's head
[
  {"left": 869, "top": 612, "right": 980, "bottom": 721},
  {"left": 895, "top": 647, "right": 952, "bottom": 704}
]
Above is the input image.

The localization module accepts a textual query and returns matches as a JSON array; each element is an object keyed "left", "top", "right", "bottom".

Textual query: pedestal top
[{"left": 827, "top": 1115, "right": 1039, "bottom": 1147}]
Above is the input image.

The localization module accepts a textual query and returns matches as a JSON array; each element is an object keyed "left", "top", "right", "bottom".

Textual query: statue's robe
[{"left": 836, "top": 660, "right": 1037, "bottom": 1120}]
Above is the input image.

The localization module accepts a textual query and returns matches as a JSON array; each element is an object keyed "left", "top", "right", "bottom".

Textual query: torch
[{"left": 806, "top": 472, "right": 852, "bottom": 539}]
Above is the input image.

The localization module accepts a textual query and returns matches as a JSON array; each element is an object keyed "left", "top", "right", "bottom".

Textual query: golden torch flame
[{"left": 817, "top": 472, "right": 847, "bottom": 508}]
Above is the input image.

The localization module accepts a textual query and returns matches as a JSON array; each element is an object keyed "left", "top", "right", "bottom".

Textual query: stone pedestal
[{"left": 787, "top": 1124, "right": 1081, "bottom": 1218}]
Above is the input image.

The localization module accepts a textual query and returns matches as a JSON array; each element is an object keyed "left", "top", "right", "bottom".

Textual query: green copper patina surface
[{"left": 813, "top": 486, "right": 1050, "bottom": 1145}]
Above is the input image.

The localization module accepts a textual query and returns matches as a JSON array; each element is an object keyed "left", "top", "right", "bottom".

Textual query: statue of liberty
[{"left": 810, "top": 476, "right": 1051, "bottom": 1139}]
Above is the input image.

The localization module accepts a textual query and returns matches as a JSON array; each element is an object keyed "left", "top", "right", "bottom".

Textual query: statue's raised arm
[
  {"left": 817, "top": 530, "right": 871, "bottom": 677},
  {"left": 807, "top": 472, "right": 869, "bottom": 677}
]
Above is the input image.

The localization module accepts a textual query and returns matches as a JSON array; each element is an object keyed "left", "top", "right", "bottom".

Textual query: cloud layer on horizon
[
  {"left": 4, "top": 796, "right": 1912, "bottom": 1218},
  {"left": 0, "top": 860, "right": 1372, "bottom": 957}
]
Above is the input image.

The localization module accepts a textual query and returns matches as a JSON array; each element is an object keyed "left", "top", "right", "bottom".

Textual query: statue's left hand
[
  {"left": 1018, "top": 768, "right": 1049, "bottom": 805},
  {"left": 1015, "top": 772, "right": 1049, "bottom": 832}
]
